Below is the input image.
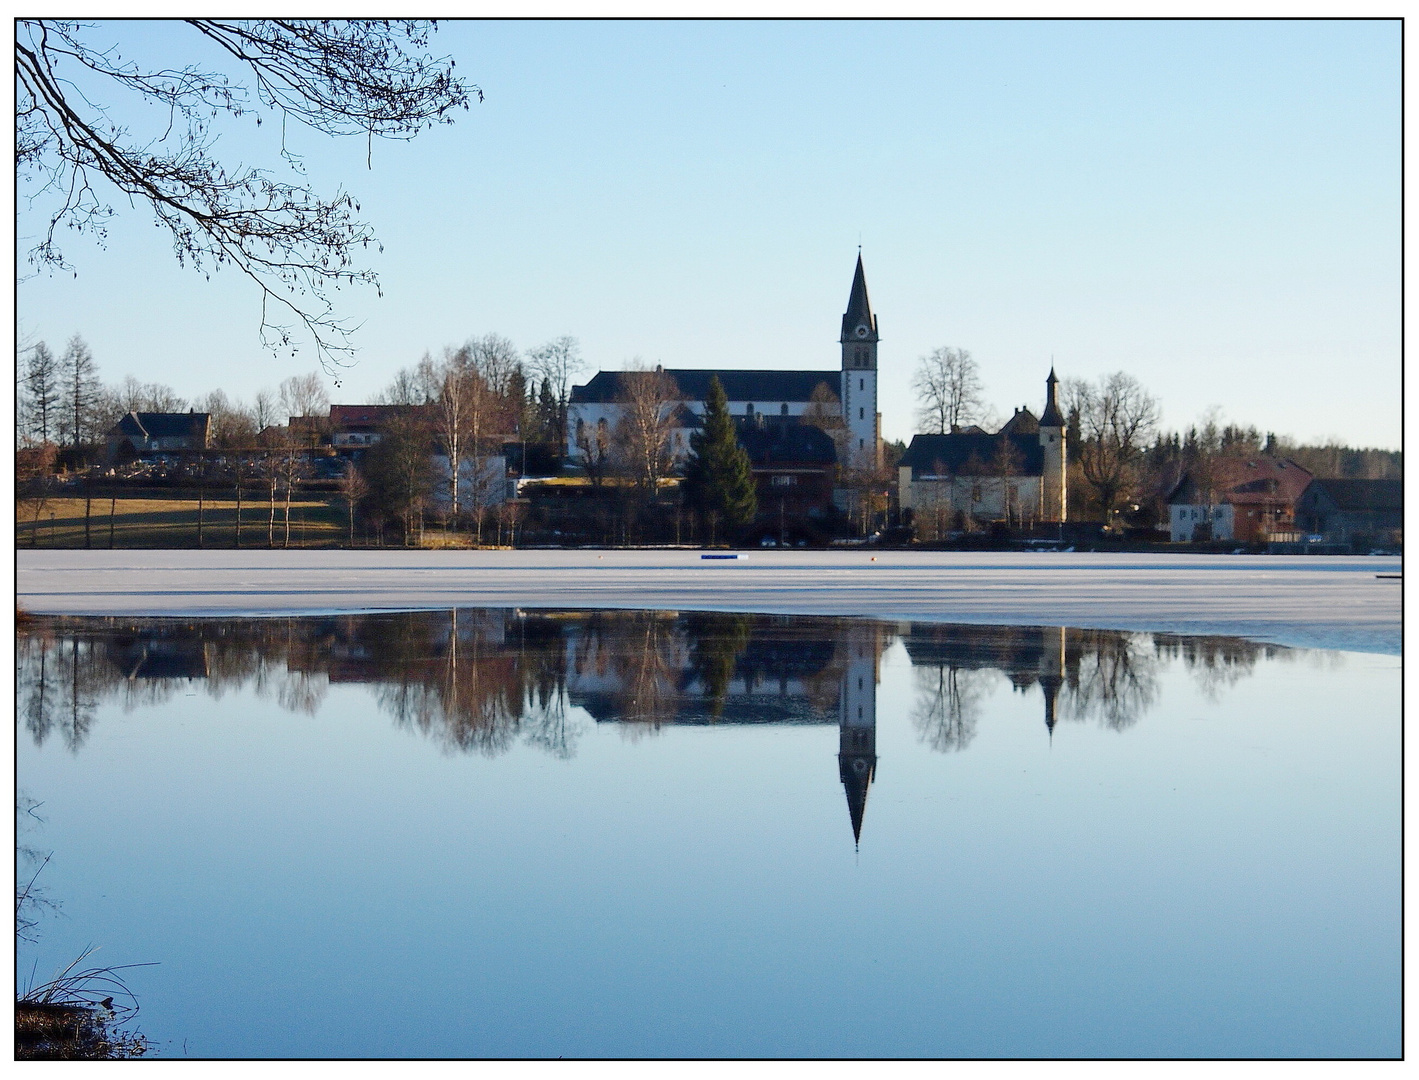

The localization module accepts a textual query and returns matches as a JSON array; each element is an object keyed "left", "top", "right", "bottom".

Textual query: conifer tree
[{"left": 683, "top": 375, "right": 757, "bottom": 529}]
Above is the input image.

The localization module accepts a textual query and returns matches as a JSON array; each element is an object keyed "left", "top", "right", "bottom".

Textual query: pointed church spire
[
  {"left": 1039, "top": 366, "right": 1065, "bottom": 427},
  {"left": 840, "top": 254, "right": 878, "bottom": 343},
  {"left": 839, "top": 752, "right": 876, "bottom": 847}
]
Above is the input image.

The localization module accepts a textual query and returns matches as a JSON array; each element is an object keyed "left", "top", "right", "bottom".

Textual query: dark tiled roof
[
  {"left": 1304, "top": 478, "right": 1403, "bottom": 512},
  {"left": 999, "top": 408, "right": 1040, "bottom": 436},
  {"left": 1166, "top": 457, "right": 1313, "bottom": 506},
  {"left": 109, "top": 412, "right": 209, "bottom": 439},
  {"left": 329, "top": 404, "right": 434, "bottom": 428},
  {"left": 899, "top": 432, "right": 1045, "bottom": 478},
  {"left": 570, "top": 369, "right": 841, "bottom": 405},
  {"left": 839, "top": 254, "right": 878, "bottom": 343},
  {"left": 736, "top": 419, "right": 838, "bottom": 466}
]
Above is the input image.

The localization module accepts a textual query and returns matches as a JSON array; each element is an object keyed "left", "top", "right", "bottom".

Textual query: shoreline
[{"left": 17, "top": 549, "right": 1401, "bottom": 655}]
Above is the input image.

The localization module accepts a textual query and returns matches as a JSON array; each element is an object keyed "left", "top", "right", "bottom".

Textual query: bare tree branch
[{"left": 16, "top": 19, "right": 478, "bottom": 370}]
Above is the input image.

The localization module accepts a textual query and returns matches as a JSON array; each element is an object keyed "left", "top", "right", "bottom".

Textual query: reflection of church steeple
[
  {"left": 1041, "top": 625, "right": 1065, "bottom": 739},
  {"left": 838, "top": 623, "right": 879, "bottom": 848}
]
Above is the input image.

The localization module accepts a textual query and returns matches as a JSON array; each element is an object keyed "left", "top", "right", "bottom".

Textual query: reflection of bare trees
[
  {"left": 1061, "top": 630, "right": 1159, "bottom": 732},
  {"left": 911, "top": 665, "right": 996, "bottom": 752},
  {"left": 903, "top": 623, "right": 1173, "bottom": 741},
  {"left": 18, "top": 633, "right": 101, "bottom": 752},
  {"left": 1153, "top": 634, "right": 1293, "bottom": 703}
]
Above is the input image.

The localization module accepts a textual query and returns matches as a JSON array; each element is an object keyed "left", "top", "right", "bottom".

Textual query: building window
[
  {"left": 859, "top": 407, "right": 864, "bottom": 420},
  {"left": 972, "top": 484, "right": 982, "bottom": 502},
  {"left": 859, "top": 439, "right": 865, "bottom": 449},
  {"left": 859, "top": 378, "right": 864, "bottom": 391},
  {"left": 772, "top": 474, "right": 795, "bottom": 487}
]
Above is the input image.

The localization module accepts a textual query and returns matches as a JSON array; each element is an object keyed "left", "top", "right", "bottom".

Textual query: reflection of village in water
[{"left": 19, "top": 610, "right": 1291, "bottom": 844}]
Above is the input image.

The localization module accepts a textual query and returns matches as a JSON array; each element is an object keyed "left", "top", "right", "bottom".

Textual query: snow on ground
[{"left": 16, "top": 549, "right": 1402, "bottom": 655}]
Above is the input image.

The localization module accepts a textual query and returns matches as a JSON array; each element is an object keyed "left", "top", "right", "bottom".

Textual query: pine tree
[{"left": 683, "top": 375, "right": 757, "bottom": 529}]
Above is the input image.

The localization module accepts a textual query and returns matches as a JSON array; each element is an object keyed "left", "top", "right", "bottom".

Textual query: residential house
[
  {"left": 1294, "top": 478, "right": 1402, "bottom": 545},
  {"left": 1166, "top": 457, "right": 1313, "bottom": 542},
  {"left": 106, "top": 411, "right": 210, "bottom": 461}
]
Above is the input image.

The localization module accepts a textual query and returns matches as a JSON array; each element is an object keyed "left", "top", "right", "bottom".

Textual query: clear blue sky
[{"left": 17, "top": 19, "right": 1401, "bottom": 448}]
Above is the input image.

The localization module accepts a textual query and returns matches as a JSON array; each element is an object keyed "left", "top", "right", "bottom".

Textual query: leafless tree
[
  {"left": 991, "top": 437, "right": 1024, "bottom": 526},
  {"left": 279, "top": 372, "right": 330, "bottom": 447},
  {"left": 21, "top": 343, "right": 59, "bottom": 447},
  {"left": 379, "top": 362, "right": 438, "bottom": 406},
  {"left": 526, "top": 335, "right": 584, "bottom": 446},
  {"left": 574, "top": 417, "right": 613, "bottom": 487},
  {"left": 339, "top": 459, "right": 368, "bottom": 546},
  {"left": 1068, "top": 372, "right": 1160, "bottom": 525},
  {"left": 802, "top": 381, "right": 850, "bottom": 461},
  {"left": 252, "top": 388, "right": 280, "bottom": 434},
  {"left": 912, "top": 346, "right": 985, "bottom": 434},
  {"left": 112, "top": 375, "right": 187, "bottom": 415},
  {"left": 468, "top": 333, "right": 524, "bottom": 399},
  {"left": 612, "top": 363, "right": 680, "bottom": 498},
  {"left": 58, "top": 334, "right": 101, "bottom": 449},
  {"left": 17, "top": 19, "right": 477, "bottom": 367},
  {"left": 911, "top": 664, "right": 993, "bottom": 753}
]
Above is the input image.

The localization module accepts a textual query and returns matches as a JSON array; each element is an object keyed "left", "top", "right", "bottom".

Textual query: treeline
[{"left": 15, "top": 331, "right": 585, "bottom": 462}]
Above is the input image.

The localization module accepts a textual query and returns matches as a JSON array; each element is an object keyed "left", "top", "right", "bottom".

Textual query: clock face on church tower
[{"left": 855, "top": 324, "right": 870, "bottom": 339}]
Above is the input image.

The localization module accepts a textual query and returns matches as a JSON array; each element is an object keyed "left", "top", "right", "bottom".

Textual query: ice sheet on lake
[{"left": 17, "top": 550, "right": 1401, "bottom": 655}]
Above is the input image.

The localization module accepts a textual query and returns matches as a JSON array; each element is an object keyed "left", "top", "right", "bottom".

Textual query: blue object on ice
[{"left": 701, "top": 554, "right": 744, "bottom": 560}]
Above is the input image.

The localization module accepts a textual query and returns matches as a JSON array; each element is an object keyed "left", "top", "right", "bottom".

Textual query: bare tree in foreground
[{"left": 16, "top": 19, "right": 476, "bottom": 366}]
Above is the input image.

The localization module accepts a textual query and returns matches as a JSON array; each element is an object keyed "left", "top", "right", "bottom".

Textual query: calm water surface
[{"left": 15, "top": 610, "right": 1399, "bottom": 1058}]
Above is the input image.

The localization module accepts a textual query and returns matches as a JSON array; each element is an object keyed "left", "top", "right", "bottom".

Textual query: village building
[
  {"left": 105, "top": 410, "right": 210, "bottom": 461},
  {"left": 566, "top": 255, "right": 883, "bottom": 473},
  {"left": 1165, "top": 456, "right": 1313, "bottom": 543},
  {"left": 896, "top": 371, "right": 1069, "bottom": 532},
  {"left": 737, "top": 417, "right": 840, "bottom": 531},
  {"left": 1294, "top": 478, "right": 1402, "bottom": 546}
]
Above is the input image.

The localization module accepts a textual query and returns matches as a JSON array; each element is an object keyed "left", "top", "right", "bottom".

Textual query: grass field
[{"left": 16, "top": 492, "right": 348, "bottom": 548}]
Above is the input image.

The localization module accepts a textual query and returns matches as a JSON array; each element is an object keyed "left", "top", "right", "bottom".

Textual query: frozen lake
[
  {"left": 16, "top": 549, "right": 1402, "bottom": 654},
  {"left": 16, "top": 609, "right": 1400, "bottom": 1057}
]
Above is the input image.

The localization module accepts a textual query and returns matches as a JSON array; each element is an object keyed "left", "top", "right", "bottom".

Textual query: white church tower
[{"left": 840, "top": 254, "right": 881, "bottom": 470}]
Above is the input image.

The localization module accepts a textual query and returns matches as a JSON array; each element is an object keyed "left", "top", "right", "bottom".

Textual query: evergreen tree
[
  {"left": 537, "top": 377, "right": 559, "bottom": 445},
  {"left": 683, "top": 375, "right": 757, "bottom": 528}
]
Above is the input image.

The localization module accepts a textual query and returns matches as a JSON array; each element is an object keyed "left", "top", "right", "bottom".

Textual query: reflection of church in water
[
  {"left": 563, "top": 617, "right": 1073, "bottom": 848},
  {"left": 31, "top": 608, "right": 1164, "bottom": 849}
]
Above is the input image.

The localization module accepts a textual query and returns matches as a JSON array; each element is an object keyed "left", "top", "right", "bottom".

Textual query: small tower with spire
[
  {"left": 1039, "top": 368, "right": 1068, "bottom": 523},
  {"left": 840, "top": 253, "right": 881, "bottom": 470}
]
